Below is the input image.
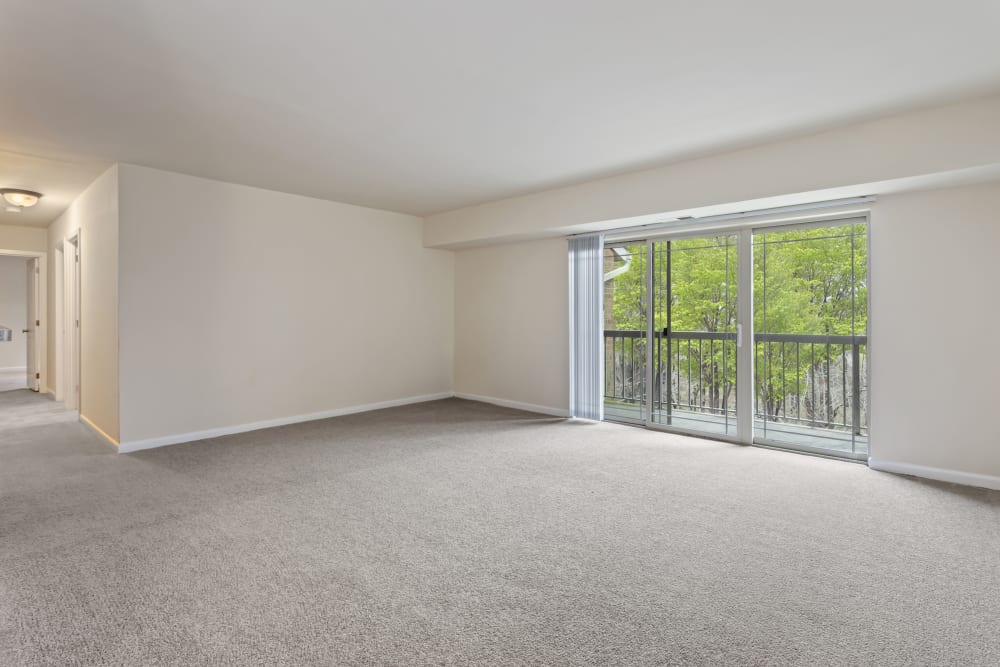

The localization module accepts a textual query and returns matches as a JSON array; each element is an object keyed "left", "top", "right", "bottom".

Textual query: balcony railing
[{"left": 604, "top": 330, "right": 868, "bottom": 440}]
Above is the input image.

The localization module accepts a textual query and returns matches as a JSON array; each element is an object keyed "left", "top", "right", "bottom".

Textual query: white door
[
  {"left": 63, "top": 237, "right": 81, "bottom": 411},
  {"left": 25, "top": 258, "right": 39, "bottom": 392}
]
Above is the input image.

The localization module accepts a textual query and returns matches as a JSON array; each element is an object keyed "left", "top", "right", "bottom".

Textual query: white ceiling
[
  {"left": 0, "top": 151, "right": 110, "bottom": 228},
  {"left": 1, "top": 1, "right": 999, "bottom": 216}
]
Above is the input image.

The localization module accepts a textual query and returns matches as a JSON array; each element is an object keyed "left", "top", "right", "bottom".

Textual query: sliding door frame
[
  {"left": 609, "top": 209, "right": 871, "bottom": 459},
  {"left": 749, "top": 214, "right": 871, "bottom": 461},
  {"left": 641, "top": 230, "right": 747, "bottom": 445}
]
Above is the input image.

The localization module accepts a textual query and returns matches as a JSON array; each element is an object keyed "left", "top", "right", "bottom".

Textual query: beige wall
[
  {"left": 117, "top": 164, "right": 454, "bottom": 444},
  {"left": 869, "top": 181, "right": 1000, "bottom": 478},
  {"left": 27, "top": 155, "right": 997, "bottom": 484},
  {"left": 0, "top": 255, "right": 28, "bottom": 369},
  {"left": 425, "top": 94, "right": 1000, "bottom": 247},
  {"left": 47, "top": 165, "right": 120, "bottom": 441},
  {"left": 0, "top": 224, "right": 47, "bottom": 253},
  {"left": 452, "top": 181, "right": 1000, "bottom": 480},
  {"left": 454, "top": 238, "right": 568, "bottom": 414}
]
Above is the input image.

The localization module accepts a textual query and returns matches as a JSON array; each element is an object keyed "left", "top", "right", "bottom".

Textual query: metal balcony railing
[{"left": 604, "top": 330, "right": 868, "bottom": 436}]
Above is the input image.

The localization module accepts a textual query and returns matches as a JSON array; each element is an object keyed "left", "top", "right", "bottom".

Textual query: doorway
[
  {"left": 0, "top": 253, "right": 43, "bottom": 393},
  {"left": 55, "top": 233, "right": 81, "bottom": 413},
  {"left": 603, "top": 215, "right": 869, "bottom": 460}
]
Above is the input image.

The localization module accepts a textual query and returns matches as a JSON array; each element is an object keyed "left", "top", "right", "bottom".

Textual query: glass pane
[
  {"left": 602, "top": 243, "right": 647, "bottom": 424},
  {"left": 651, "top": 235, "right": 738, "bottom": 437},
  {"left": 753, "top": 222, "right": 868, "bottom": 457}
]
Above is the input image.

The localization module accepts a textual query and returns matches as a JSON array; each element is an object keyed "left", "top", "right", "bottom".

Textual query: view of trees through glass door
[
  {"left": 603, "top": 244, "right": 647, "bottom": 424},
  {"left": 753, "top": 222, "right": 868, "bottom": 456},
  {"left": 602, "top": 216, "right": 869, "bottom": 460},
  {"left": 651, "top": 235, "right": 739, "bottom": 437}
]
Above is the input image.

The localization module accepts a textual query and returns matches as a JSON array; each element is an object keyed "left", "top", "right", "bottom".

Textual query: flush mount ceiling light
[{"left": 1, "top": 188, "right": 42, "bottom": 213}]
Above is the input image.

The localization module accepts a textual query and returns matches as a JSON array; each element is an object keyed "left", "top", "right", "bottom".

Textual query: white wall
[
  {"left": 0, "top": 224, "right": 47, "bottom": 254},
  {"left": 425, "top": 94, "right": 1000, "bottom": 247},
  {"left": 0, "top": 255, "right": 28, "bottom": 370},
  {"left": 454, "top": 238, "right": 568, "bottom": 414},
  {"left": 48, "top": 165, "right": 120, "bottom": 440},
  {"left": 869, "top": 181, "right": 1000, "bottom": 480},
  {"left": 117, "top": 164, "right": 454, "bottom": 445},
  {"left": 452, "top": 180, "right": 1000, "bottom": 482}
]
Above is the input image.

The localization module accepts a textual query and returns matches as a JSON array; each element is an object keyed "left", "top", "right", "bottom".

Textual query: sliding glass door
[
  {"left": 650, "top": 235, "right": 740, "bottom": 438},
  {"left": 753, "top": 221, "right": 868, "bottom": 459},
  {"left": 602, "top": 215, "right": 869, "bottom": 460},
  {"left": 602, "top": 243, "right": 648, "bottom": 424}
]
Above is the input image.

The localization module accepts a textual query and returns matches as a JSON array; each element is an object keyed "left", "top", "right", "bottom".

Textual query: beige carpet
[
  {"left": 0, "top": 389, "right": 77, "bottom": 433},
  {"left": 1, "top": 393, "right": 998, "bottom": 666}
]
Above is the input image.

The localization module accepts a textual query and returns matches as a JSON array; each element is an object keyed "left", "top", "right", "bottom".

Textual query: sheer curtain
[{"left": 568, "top": 234, "right": 603, "bottom": 420}]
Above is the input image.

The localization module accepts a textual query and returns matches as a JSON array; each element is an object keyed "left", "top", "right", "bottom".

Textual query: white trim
[
  {"left": 0, "top": 366, "right": 28, "bottom": 373},
  {"left": 117, "top": 392, "right": 454, "bottom": 453},
  {"left": 454, "top": 392, "right": 569, "bottom": 418},
  {"left": 26, "top": 257, "right": 39, "bottom": 391},
  {"left": 53, "top": 241, "right": 64, "bottom": 402},
  {"left": 868, "top": 458, "right": 1000, "bottom": 491},
  {"left": 54, "top": 232, "right": 82, "bottom": 411},
  {"left": 643, "top": 239, "right": 653, "bottom": 428},
  {"left": 63, "top": 232, "right": 81, "bottom": 413},
  {"left": 595, "top": 196, "right": 876, "bottom": 242},
  {"left": 0, "top": 248, "right": 47, "bottom": 397},
  {"left": 736, "top": 228, "right": 754, "bottom": 444}
]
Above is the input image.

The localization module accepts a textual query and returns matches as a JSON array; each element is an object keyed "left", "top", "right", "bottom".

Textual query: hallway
[
  {"left": 0, "top": 368, "right": 27, "bottom": 393},
  {"left": 0, "top": 389, "right": 82, "bottom": 435}
]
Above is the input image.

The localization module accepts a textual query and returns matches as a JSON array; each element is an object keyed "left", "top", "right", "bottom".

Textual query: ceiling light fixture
[{"left": 1, "top": 189, "right": 43, "bottom": 212}]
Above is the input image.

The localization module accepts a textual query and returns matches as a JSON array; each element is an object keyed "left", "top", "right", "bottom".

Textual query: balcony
[{"left": 604, "top": 330, "right": 869, "bottom": 457}]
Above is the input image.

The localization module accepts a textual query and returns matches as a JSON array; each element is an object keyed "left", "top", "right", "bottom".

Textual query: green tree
[
  {"left": 753, "top": 224, "right": 867, "bottom": 425},
  {"left": 605, "top": 224, "right": 867, "bottom": 429}
]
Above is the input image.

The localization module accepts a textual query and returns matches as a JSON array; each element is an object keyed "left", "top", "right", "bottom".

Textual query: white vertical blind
[{"left": 568, "top": 235, "right": 603, "bottom": 420}]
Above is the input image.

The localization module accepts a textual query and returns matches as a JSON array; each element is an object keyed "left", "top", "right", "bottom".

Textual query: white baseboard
[
  {"left": 454, "top": 392, "right": 569, "bottom": 418},
  {"left": 0, "top": 366, "right": 27, "bottom": 373},
  {"left": 868, "top": 458, "right": 1000, "bottom": 491},
  {"left": 118, "top": 392, "right": 454, "bottom": 454}
]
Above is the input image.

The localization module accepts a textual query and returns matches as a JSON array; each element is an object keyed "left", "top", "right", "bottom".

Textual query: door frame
[
  {"left": 26, "top": 257, "right": 40, "bottom": 390},
  {"left": 607, "top": 209, "right": 872, "bottom": 459},
  {"left": 640, "top": 231, "right": 749, "bottom": 445},
  {"left": 0, "top": 247, "right": 46, "bottom": 393},
  {"left": 748, "top": 215, "right": 871, "bottom": 461},
  {"left": 55, "top": 231, "right": 82, "bottom": 413}
]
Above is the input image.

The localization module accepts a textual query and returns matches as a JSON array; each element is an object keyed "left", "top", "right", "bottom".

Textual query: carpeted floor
[
  {"left": 1, "top": 393, "right": 998, "bottom": 666},
  {"left": 0, "top": 389, "right": 78, "bottom": 433},
  {"left": 0, "top": 368, "right": 29, "bottom": 393}
]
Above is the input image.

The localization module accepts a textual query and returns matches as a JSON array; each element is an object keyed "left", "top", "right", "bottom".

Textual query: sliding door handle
[{"left": 737, "top": 324, "right": 743, "bottom": 348}]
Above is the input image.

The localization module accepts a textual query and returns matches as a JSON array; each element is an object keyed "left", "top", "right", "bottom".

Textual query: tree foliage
[{"left": 605, "top": 224, "right": 867, "bottom": 429}]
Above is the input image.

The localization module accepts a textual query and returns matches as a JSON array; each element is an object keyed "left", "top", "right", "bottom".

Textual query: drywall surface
[
  {"left": 117, "top": 164, "right": 454, "bottom": 444},
  {"left": 869, "top": 180, "right": 1000, "bottom": 479},
  {"left": 47, "top": 165, "right": 119, "bottom": 440},
  {"left": 454, "top": 238, "right": 568, "bottom": 414},
  {"left": 0, "top": 255, "right": 28, "bottom": 369},
  {"left": 451, "top": 180, "right": 1000, "bottom": 481},
  {"left": 0, "top": 224, "right": 47, "bottom": 253},
  {"left": 425, "top": 94, "right": 1000, "bottom": 247}
]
